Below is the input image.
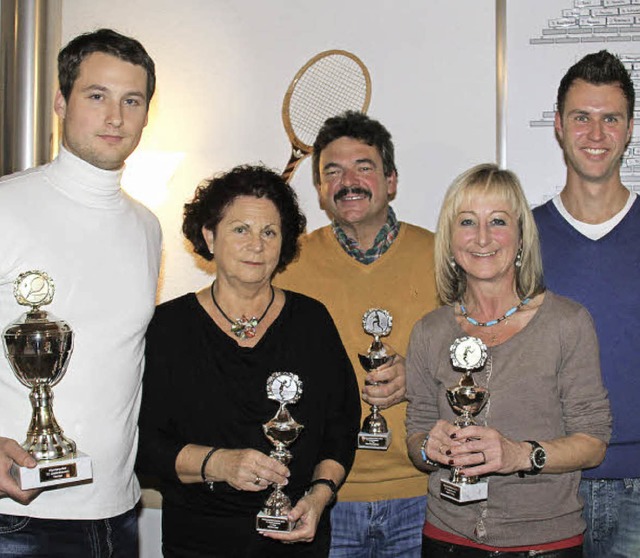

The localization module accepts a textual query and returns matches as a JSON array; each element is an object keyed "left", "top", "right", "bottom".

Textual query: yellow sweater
[{"left": 275, "top": 222, "right": 437, "bottom": 501}]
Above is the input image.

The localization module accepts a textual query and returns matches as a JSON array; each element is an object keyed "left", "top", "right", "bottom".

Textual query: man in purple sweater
[{"left": 533, "top": 50, "right": 640, "bottom": 558}]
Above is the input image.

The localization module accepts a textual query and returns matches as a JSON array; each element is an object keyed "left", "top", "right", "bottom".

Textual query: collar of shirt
[{"left": 331, "top": 206, "right": 400, "bottom": 264}]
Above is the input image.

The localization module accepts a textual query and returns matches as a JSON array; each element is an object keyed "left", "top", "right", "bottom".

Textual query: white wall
[
  {"left": 60, "top": 1, "right": 497, "bottom": 554},
  {"left": 61, "top": 0, "right": 497, "bottom": 302}
]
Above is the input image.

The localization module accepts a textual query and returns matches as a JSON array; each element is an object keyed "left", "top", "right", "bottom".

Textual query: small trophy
[
  {"left": 357, "top": 308, "right": 394, "bottom": 451},
  {"left": 2, "top": 271, "right": 92, "bottom": 489},
  {"left": 440, "top": 336, "right": 489, "bottom": 504},
  {"left": 256, "top": 372, "right": 304, "bottom": 533}
]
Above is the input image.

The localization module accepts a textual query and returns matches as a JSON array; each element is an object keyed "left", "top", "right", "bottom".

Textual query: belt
[{"left": 422, "top": 536, "right": 583, "bottom": 558}]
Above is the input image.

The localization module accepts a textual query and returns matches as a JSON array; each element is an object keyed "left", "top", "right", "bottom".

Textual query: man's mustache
[{"left": 333, "top": 187, "right": 372, "bottom": 203}]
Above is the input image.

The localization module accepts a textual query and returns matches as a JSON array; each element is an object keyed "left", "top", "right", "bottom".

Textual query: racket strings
[{"left": 288, "top": 55, "right": 369, "bottom": 147}]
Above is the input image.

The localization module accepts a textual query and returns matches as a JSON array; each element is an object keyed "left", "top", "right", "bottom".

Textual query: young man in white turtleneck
[{"left": 0, "top": 29, "right": 162, "bottom": 556}]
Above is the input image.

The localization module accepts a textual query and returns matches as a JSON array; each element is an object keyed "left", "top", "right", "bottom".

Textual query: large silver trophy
[
  {"left": 256, "top": 372, "right": 304, "bottom": 533},
  {"left": 440, "top": 336, "right": 489, "bottom": 504},
  {"left": 357, "top": 308, "right": 394, "bottom": 451},
  {"left": 2, "top": 271, "right": 92, "bottom": 489}
]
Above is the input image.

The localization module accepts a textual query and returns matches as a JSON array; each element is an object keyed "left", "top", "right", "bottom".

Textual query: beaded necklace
[
  {"left": 460, "top": 297, "right": 530, "bottom": 327},
  {"left": 210, "top": 281, "right": 275, "bottom": 339}
]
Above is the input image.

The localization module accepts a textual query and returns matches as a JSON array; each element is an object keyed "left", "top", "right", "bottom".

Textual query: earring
[
  {"left": 449, "top": 257, "right": 457, "bottom": 270},
  {"left": 515, "top": 248, "right": 523, "bottom": 268}
]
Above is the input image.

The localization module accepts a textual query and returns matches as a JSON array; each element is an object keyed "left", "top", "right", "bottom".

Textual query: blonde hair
[{"left": 435, "top": 163, "right": 544, "bottom": 305}]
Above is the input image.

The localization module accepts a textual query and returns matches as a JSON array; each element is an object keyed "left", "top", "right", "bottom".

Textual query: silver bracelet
[{"left": 420, "top": 434, "right": 439, "bottom": 468}]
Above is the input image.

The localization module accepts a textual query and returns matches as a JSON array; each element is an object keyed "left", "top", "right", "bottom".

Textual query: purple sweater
[{"left": 534, "top": 198, "right": 640, "bottom": 479}]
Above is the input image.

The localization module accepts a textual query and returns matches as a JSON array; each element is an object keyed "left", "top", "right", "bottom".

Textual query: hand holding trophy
[
  {"left": 357, "top": 308, "right": 394, "bottom": 450},
  {"left": 2, "top": 271, "right": 92, "bottom": 489},
  {"left": 440, "top": 336, "right": 489, "bottom": 504},
  {"left": 256, "top": 372, "right": 304, "bottom": 533}
]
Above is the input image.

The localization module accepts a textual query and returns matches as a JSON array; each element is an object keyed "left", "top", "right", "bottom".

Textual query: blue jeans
[
  {"left": 580, "top": 478, "right": 640, "bottom": 558},
  {"left": 0, "top": 507, "right": 138, "bottom": 557},
  {"left": 329, "top": 496, "right": 426, "bottom": 558}
]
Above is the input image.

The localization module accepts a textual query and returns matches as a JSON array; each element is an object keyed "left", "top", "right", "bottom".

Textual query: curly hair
[{"left": 183, "top": 165, "right": 307, "bottom": 273}]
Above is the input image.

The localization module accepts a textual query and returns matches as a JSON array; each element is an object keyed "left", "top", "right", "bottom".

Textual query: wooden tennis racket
[{"left": 281, "top": 49, "right": 372, "bottom": 183}]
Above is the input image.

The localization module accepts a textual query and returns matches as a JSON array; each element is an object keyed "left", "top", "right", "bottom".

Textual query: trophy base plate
[
  {"left": 357, "top": 430, "right": 391, "bottom": 450},
  {"left": 11, "top": 451, "right": 93, "bottom": 490},
  {"left": 440, "top": 478, "right": 488, "bottom": 503},
  {"left": 256, "top": 511, "right": 295, "bottom": 533}
]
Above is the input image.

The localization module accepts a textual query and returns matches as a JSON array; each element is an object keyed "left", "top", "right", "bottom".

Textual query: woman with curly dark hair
[{"left": 138, "top": 165, "right": 360, "bottom": 557}]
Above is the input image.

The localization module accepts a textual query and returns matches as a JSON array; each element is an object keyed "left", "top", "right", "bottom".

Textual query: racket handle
[{"left": 281, "top": 147, "right": 309, "bottom": 183}]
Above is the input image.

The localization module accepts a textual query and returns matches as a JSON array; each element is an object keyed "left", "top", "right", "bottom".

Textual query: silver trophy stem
[
  {"left": 262, "top": 483, "right": 293, "bottom": 518},
  {"left": 24, "top": 384, "right": 76, "bottom": 460},
  {"left": 454, "top": 409, "right": 475, "bottom": 429},
  {"left": 370, "top": 334, "right": 383, "bottom": 353},
  {"left": 361, "top": 403, "right": 387, "bottom": 434}
]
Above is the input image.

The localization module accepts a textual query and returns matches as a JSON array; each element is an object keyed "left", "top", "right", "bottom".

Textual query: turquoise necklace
[{"left": 460, "top": 298, "right": 530, "bottom": 327}]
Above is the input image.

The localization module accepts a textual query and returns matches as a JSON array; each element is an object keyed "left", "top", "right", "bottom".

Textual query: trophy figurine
[
  {"left": 440, "top": 336, "right": 489, "bottom": 504},
  {"left": 2, "top": 271, "right": 92, "bottom": 489},
  {"left": 357, "top": 308, "right": 394, "bottom": 450},
  {"left": 256, "top": 372, "right": 304, "bottom": 533}
]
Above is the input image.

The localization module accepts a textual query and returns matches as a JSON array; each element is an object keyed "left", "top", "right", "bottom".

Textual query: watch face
[
  {"left": 450, "top": 336, "right": 487, "bottom": 370},
  {"left": 532, "top": 447, "right": 546, "bottom": 468},
  {"left": 266, "top": 372, "right": 302, "bottom": 404}
]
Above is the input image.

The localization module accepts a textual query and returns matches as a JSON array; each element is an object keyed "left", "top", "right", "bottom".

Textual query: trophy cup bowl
[
  {"left": 358, "top": 352, "right": 390, "bottom": 372},
  {"left": 440, "top": 336, "right": 489, "bottom": 504},
  {"left": 2, "top": 271, "right": 92, "bottom": 489},
  {"left": 446, "top": 375, "right": 490, "bottom": 428},
  {"left": 257, "top": 372, "right": 304, "bottom": 533},
  {"left": 263, "top": 405, "right": 304, "bottom": 464}
]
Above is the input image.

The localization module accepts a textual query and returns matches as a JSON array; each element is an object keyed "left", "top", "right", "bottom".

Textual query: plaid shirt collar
[{"left": 332, "top": 206, "right": 400, "bottom": 265}]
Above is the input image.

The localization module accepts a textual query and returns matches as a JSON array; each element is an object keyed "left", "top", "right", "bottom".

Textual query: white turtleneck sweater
[{"left": 0, "top": 146, "right": 162, "bottom": 520}]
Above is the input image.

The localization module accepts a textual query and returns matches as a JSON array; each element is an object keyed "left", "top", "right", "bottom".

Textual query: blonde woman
[{"left": 406, "top": 164, "right": 611, "bottom": 558}]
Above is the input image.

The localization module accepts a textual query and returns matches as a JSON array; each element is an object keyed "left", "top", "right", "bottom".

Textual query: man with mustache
[
  {"left": 276, "top": 111, "right": 437, "bottom": 557},
  {"left": 534, "top": 50, "right": 640, "bottom": 558}
]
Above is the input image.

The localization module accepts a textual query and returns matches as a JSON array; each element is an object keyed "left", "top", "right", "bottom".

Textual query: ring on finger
[
  {"left": 254, "top": 476, "right": 261, "bottom": 485},
  {"left": 439, "top": 444, "right": 445, "bottom": 454}
]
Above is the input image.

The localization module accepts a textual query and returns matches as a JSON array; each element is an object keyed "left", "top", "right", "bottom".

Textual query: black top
[{"left": 137, "top": 290, "right": 360, "bottom": 521}]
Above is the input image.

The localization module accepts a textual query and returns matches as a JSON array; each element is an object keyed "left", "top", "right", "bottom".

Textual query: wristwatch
[{"left": 519, "top": 440, "right": 546, "bottom": 477}]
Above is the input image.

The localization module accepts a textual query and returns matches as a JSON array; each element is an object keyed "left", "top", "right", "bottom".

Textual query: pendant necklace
[{"left": 210, "top": 281, "right": 275, "bottom": 339}]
